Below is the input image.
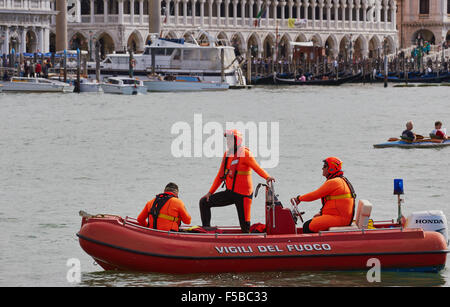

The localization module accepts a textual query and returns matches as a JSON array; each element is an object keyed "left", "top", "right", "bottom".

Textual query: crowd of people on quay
[{"left": 1, "top": 56, "right": 53, "bottom": 81}]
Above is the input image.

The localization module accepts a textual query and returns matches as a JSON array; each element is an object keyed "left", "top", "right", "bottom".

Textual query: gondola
[
  {"left": 375, "top": 71, "right": 450, "bottom": 83},
  {"left": 274, "top": 72, "right": 362, "bottom": 86}
]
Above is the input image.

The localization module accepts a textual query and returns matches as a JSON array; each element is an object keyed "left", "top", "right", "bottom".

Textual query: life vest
[
  {"left": 220, "top": 146, "right": 252, "bottom": 196},
  {"left": 320, "top": 176, "right": 356, "bottom": 226},
  {"left": 148, "top": 193, "right": 178, "bottom": 229}
]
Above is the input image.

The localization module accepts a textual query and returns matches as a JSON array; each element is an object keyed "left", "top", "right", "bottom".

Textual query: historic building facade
[
  {"left": 55, "top": 0, "right": 398, "bottom": 60},
  {"left": 397, "top": 0, "right": 449, "bottom": 49},
  {"left": 0, "top": 0, "right": 54, "bottom": 55}
]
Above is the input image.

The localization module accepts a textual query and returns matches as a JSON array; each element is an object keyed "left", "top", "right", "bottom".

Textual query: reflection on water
[{"left": 79, "top": 269, "right": 447, "bottom": 287}]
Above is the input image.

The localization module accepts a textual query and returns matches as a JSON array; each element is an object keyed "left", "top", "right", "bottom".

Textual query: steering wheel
[{"left": 290, "top": 198, "right": 305, "bottom": 224}]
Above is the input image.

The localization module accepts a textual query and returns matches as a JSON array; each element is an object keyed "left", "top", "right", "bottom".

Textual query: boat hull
[
  {"left": 0, "top": 82, "right": 74, "bottom": 93},
  {"left": 274, "top": 73, "right": 361, "bottom": 86},
  {"left": 375, "top": 73, "right": 450, "bottom": 83},
  {"left": 144, "top": 80, "right": 229, "bottom": 92},
  {"left": 78, "top": 216, "right": 448, "bottom": 274},
  {"left": 80, "top": 83, "right": 103, "bottom": 93},
  {"left": 374, "top": 139, "right": 450, "bottom": 148},
  {"left": 101, "top": 84, "right": 147, "bottom": 95}
]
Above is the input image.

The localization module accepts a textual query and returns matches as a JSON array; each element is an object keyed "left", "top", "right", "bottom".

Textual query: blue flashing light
[{"left": 394, "top": 179, "right": 404, "bottom": 195}]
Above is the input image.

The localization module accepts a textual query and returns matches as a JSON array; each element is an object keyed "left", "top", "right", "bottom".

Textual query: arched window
[
  {"left": 419, "top": 0, "right": 429, "bottom": 14},
  {"left": 81, "top": 0, "right": 90, "bottom": 15}
]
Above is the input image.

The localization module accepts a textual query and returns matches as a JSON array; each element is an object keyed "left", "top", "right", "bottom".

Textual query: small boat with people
[
  {"left": 78, "top": 181, "right": 449, "bottom": 274},
  {"left": 0, "top": 77, "right": 74, "bottom": 93},
  {"left": 101, "top": 76, "right": 147, "bottom": 95},
  {"left": 144, "top": 75, "right": 229, "bottom": 92},
  {"left": 373, "top": 137, "right": 450, "bottom": 149}
]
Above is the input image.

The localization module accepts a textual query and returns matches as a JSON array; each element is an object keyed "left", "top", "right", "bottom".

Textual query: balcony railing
[{"left": 71, "top": 14, "right": 396, "bottom": 32}]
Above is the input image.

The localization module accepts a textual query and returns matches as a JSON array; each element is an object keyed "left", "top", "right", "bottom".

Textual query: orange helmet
[
  {"left": 224, "top": 129, "right": 243, "bottom": 147},
  {"left": 323, "top": 157, "right": 343, "bottom": 174}
]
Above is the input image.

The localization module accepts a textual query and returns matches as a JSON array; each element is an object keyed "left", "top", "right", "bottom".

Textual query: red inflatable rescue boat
[{"left": 77, "top": 183, "right": 449, "bottom": 274}]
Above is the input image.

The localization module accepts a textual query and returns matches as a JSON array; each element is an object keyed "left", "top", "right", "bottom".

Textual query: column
[
  {"left": 288, "top": 0, "right": 293, "bottom": 19},
  {"left": 140, "top": 0, "right": 144, "bottom": 25},
  {"left": 192, "top": 0, "right": 196, "bottom": 26},
  {"left": 104, "top": 0, "right": 108, "bottom": 23},
  {"left": 362, "top": 0, "right": 366, "bottom": 30},
  {"left": 340, "top": 0, "right": 346, "bottom": 28},
  {"left": 119, "top": 0, "right": 124, "bottom": 24},
  {"left": 241, "top": 0, "right": 246, "bottom": 26},
  {"left": 43, "top": 28, "right": 50, "bottom": 53},
  {"left": 38, "top": 27, "right": 44, "bottom": 53},
  {"left": 208, "top": 0, "right": 213, "bottom": 25},
  {"left": 311, "top": 0, "right": 316, "bottom": 29},
  {"left": 318, "top": 0, "right": 324, "bottom": 29},
  {"left": 389, "top": 0, "right": 395, "bottom": 30},
  {"left": 4, "top": 28, "right": 9, "bottom": 54},
  {"left": 174, "top": 0, "right": 179, "bottom": 25},
  {"left": 333, "top": 0, "right": 338, "bottom": 28},
  {"left": 249, "top": 0, "right": 254, "bottom": 26},
  {"left": 149, "top": 0, "right": 161, "bottom": 33},
  {"left": 265, "top": 0, "right": 270, "bottom": 28},
  {"left": 375, "top": 0, "right": 381, "bottom": 30},
  {"left": 200, "top": 0, "right": 205, "bottom": 26},
  {"left": 302, "top": 0, "right": 308, "bottom": 21},
  {"left": 21, "top": 27, "right": 27, "bottom": 54},
  {"left": 273, "top": 1, "right": 278, "bottom": 23},
  {"left": 224, "top": 0, "right": 229, "bottom": 26},
  {"left": 296, "top": 0, "right": 301, "bottom": 20},
  {"left": 355, "top": 0, "right": 360, "bottom": 29},
  {"left": 77, "top": 0, "right": 82, "bottom": 22},
  {"left": 217, "top": 0, "right": 222, "bottom": 26},
  {"left": 383, "top": 0, "right": 388, "bottom": 30},
  {"left": 183, "top": 0, "right": 187, "bottom": 25},
  {"left": 326, "top": 0, "right": 331, "bottom": 28},
  {"left": 90, "top": 0, "right": 95, "bottom": 23},
  {"left": 233, "top": 0, "right": 238, "bottom": 26},
  {"left": 55, "top": 0, "right": 68, "bottom": 51},
  {"left": 131, "top": 0, "right": 135, "bottom": 24},
  {"left": 348, "top": 0, "right": 353, "bottom": 29}
]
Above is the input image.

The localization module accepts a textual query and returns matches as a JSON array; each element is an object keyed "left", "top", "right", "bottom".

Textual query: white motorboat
[
  {"left": 144, "top": 75, "right": 229, "bottom": 92},
  {"left": 87, "top": 31, "right": 246, "bottom": 86},
  {"left": 79, "top": 79, "right": 103, "bottom": 93},
  {"left": 0, "top": 77, "right": 74, "bottom": 93},
  {"left": 101, "top": 77, "right": 147, "bottom": 95}
]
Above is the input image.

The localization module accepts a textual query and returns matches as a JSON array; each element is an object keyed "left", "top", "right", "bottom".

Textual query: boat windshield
[{"left": 122, "top": 79, "right": 138, "bottom": 85}]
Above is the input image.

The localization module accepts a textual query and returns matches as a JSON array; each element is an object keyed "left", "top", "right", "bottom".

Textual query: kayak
[
  {"left": 373, "top": 139, "right": 450, "bottom": 148},
  {"left": 77, "top": 184, "right": 449, "bottom": 274}
]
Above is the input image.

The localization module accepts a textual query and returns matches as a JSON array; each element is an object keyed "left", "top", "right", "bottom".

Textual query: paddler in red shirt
[{"left": 199, "top": 129, "right": 275, "bottom": 233}]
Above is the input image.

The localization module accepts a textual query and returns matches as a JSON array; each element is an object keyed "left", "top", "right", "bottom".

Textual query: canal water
[{"left": 0, "top": 84, "right": 449, "bottom": 286}]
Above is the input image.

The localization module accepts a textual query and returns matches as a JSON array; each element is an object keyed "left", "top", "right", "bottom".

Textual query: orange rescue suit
[
  {"left": 299, "top": 177, "right": 355, "bottom": 232},
  {"left": 209, "top": 146, "right": 269, "bottom": 196},
  {"left": 137, "top": 193, "right": 191, "bottom": 231},
  {"left": 208, "top": 146, "right": 269, "bottom": 222}
]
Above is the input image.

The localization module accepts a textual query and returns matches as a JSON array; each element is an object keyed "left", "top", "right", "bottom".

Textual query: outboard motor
[
  {"left": 394, "top": 178, "right": 449, "bottom": 246},
  {"left": 405, "top": 211, "right": 449, "bottom": 246}
]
